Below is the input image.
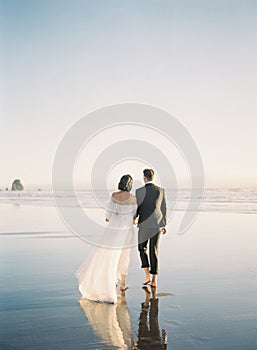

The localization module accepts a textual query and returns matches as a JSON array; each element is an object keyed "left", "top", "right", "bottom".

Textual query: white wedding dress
[{"left": 75, "top": 199, "right": 137, "bottom": 304}]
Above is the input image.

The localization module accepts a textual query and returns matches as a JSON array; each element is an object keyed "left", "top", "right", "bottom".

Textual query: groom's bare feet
[
  {"left": 150, "top": 274, "right": 158, "bottom": 288},
  {"left": 142, "top": 267, "right": 151, "bottom": 286},
  {"left": 142, "top": 279, "right": 151, "bottom": 285},
  {"left": 150, "top": 282, "right": 158, "bottom": 288}
]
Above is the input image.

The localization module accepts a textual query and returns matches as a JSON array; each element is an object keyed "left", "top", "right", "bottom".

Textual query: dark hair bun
[{"left": 118, "top": 174, "right": 133, "bottom": 192}]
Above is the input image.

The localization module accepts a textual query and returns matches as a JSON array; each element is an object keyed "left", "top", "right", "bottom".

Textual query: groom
[{"left": 134, "top": 169, "right": 167, "bottom": 288}]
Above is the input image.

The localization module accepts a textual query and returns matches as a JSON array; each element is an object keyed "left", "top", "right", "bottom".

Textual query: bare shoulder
[
  {"left": 111, "top": 192, "right": 119, "bottom": 201},
  {"left": 129, "top": 194, "right": 137, "bottom": 204}
]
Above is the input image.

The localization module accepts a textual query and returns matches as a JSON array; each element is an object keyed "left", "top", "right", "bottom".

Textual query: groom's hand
[
  {"left": 162, "top": 227, "right": 167, "bottom": 234},
  {"left": 133, "top": 218, "right": 138, "bottom": 225}
]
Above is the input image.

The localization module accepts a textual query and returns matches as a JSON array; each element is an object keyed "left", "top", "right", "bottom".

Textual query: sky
[{"left": 0, "top": 0, "right": 256, "bottom": 189}]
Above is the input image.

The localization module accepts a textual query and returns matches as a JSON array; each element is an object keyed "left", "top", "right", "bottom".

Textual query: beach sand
[{"left": 1, "top": 203, "right": 257, "bottom": 349}]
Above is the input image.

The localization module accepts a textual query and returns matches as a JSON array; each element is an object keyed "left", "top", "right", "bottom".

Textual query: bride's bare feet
[
  {"left": 120, "top": 285, "right": 128, "bottom": 291},
  {"left": 120, "top": 274, "right": 128, "bottom": 291}
]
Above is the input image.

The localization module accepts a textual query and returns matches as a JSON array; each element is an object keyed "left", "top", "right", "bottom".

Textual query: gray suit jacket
[{"left": 135, "top": 183, "right": 167, "bottom": 229}]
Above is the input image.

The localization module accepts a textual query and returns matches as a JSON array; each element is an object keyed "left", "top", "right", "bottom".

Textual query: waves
[{"left": 0, "top": 188, "right": 256, "bottom": 214}]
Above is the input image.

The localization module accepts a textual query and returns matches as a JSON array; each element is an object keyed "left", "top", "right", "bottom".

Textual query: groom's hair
[{"left": 143, "top": 169, "right": 154, "bottom": 181}]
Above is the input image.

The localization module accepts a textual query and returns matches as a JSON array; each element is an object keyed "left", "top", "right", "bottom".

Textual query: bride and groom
[{"left": 75, "top": 169, "right": 167, "bottom": 304}]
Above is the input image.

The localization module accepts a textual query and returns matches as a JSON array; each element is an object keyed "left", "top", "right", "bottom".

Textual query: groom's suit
[{"left": 135, "top": 183, "right": 167, "bottom": 275}]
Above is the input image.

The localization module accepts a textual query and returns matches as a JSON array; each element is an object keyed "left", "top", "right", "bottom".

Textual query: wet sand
[{"left": 1, "top": 204, "right": 257, "bottom": 349}]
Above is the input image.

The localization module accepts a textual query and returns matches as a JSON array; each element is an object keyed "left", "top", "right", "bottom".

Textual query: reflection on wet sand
[
  {"left": 79, "top": 290, "right": 133, "bottom": 349},
  {"left": 79, "top": 287, "right": 168, "bottom": 349},
  {"left": 133, "top": 286, "right": 167, "bottom": 350}
]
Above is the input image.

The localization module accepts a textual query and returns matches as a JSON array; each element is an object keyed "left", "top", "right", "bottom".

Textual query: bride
[{"left": 75, "top": 174, "right": 137, "bottom": 304}]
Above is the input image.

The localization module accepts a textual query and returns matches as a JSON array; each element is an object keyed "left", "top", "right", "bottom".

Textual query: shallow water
[
  {"left": 1, "top": 204, "right": 257, "bottom": 349},
  {"left": 1, "top": 188, "right": 257, "bottom": 213}
]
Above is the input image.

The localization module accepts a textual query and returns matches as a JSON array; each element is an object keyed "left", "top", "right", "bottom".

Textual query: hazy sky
[{"left": 1, "top": 0, "right": 256, "bottom": 189}]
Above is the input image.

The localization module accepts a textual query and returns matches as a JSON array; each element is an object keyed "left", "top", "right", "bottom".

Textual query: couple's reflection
[
  {"left": 133, "top": 287, "right": 167, "bottom": 350},
  {"left": 79, "top": 287, "right": 167, "bottom": 349}
]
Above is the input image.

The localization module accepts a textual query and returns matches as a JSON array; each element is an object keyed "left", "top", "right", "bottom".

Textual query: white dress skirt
[{"left": 75, "top": 200, "right": 137, "bottom": 304}]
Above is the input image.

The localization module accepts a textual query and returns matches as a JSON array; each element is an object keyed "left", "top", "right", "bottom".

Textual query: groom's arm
[{"left": 161, "top": 189, "right": 167, "bottom": 227}]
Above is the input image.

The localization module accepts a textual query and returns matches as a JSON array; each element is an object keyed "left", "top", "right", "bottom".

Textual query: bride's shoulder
[
  {"left": 111, "top": 191, "right": 119, "bottom": 197},
  {"left": 111, "top": 192, "right": 119, "bottom": 202},
  {"left": 129, "top": 194, "right": 137, "bottom": 205},
  {"left": 111, "top": 192, "right": 136, "bottom": 205}
]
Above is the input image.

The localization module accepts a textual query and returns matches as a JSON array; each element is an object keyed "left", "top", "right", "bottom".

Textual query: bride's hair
[{"left": 118, "top": 174, "right": 133, "bottom": 192}]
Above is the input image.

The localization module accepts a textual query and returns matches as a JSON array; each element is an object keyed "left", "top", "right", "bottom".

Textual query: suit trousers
[{"left": 138, "top": 228, "right": 161, "bottom": 275}]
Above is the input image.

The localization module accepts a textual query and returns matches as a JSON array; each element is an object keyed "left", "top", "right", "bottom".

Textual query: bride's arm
[
  {"left": 133, "top": 191, "right": 139, "bottom": 224},
  {"left": 105, "top": 194, "right": 117, "bottom": 222},
  {"left": 130, "top": 195, "right": 139, "bottom": 225},
  {"left": 105, "top": 200, "right": 114, "bottom": 222}
]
